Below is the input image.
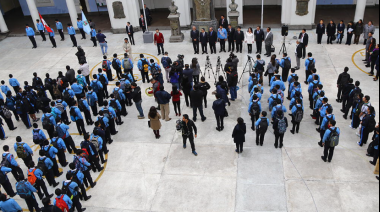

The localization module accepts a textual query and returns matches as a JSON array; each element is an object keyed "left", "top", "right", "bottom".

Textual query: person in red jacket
[{"left": 154, "top": 29, "right": 165, "bottom": 56}]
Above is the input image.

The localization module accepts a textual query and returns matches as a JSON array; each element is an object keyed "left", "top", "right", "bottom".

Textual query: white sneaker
[
  {"left": 356, "top": 133, "right": 361, "bottom": 137},
  {"left": 349, "top": 125, "right": 353, "bottom": 129}
]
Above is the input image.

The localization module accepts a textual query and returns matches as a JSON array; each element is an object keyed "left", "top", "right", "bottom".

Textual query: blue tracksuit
[
  {"left": 53, "top": 194, "right": 73, "bottom": 209},
  {"left": 81, "top": 99, "right": 91, "bottom": 112},
  {"left": 56, "top": 123, "right": 70, "bottom": 138},
  {"left": 291, "top": 104, "right": 305, "bottom": 114},
  {"left": 49, "top": 30, "right": 55, "bottom": 37},
  {"left": 321, "top": 114, "right": 336, "bottom": 130},
  {"left": 249, "top": 92, "right": 262, "bottom": 102},
  {"left": 13, "top": 142, "right": 33, "bottom": 156},
  {"left": 322, "top": 127, "right": 340, "bottom": 144},
  {"left": 288, "top": 74, "right": 298, "bottom": 84},
  {"left": 289, "top": 97, "right": 303, "bottom": 110},
  {"left": 291, "top": 87, "right": 302, "bottom": 99},
  {"left": 70, "top": 106, "right": 83, "bottom": 121},
  {"left": 320, "top": 104, "right": 333, "bottom": 118},
  {"left": 313, "top": 90, "right": 324, "bottom": 101},
  {"left": 268, "top": 94, "right": 283, "bottom": 110}
]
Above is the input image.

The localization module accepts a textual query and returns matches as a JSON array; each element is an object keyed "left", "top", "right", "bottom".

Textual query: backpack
[
  {"left": 55, "top": 195, "right": 70, "bottom": 212},
  {"left": 91, "top": 136, "right": 100, "bottom": 151},
  {"left": 57, "top": 124, "right": 67, "bottom": 139},
  {"left": 0, "top": 167, "right": 6, "bottom": 184},
  {"left": 329, "top": 128, "right": 340, "bottom": 147},
  {"left": 35, "top": 98, "right": 44, "bottom": 110},
  {"left": 150, "top": 64, "right": 158, "bottom": 76},
  {"left": 33, "top": 129, "right": 42, "bottom": 145},
  {"left": 110, "top": 100, "right": 118, "bottom": 111},
  {"left": 289, "top": 75, "right": 297, "bottom": 84},
  {"left": 113, "top": 89, "right": 121, "bottom": 100},
  {"left": 51, "top": 138, "right": 59, "bottom": 149},
  {"left": 16, "top": 180, "right": 32, "bottom": 199},
  {"left": 16, "top": 100, "right": 24, "bottom": 115},
  {"left": 62, "top": 181, "right": 73, "bottom": 197},
  {"left": 283, "top": 58, "right": 291, "bottom": 69},
  {"left": 45, "top": 78, "right": 53, "bottom": 90},
  {"left": 103, "top": 107, "right": 111, "bottom": 119},
  {"left": 0, "top": 153, "right": 10, "bottom": 168},
  {"left": 312, "top": 81, "right": 320, "bottom": 94},
  {"left": 70, "top": 107, "right": 77, "bottom": 120},
  {"left": 255, "top": 61, "right": 264, "bottom": 71},
  {"left": 124, "top": 59, "right": 132, "bottom": 70},
  {"left": 42, "top": 114, "right": 54, "bottom": 130},
  {"left": 27, "top": 169, "right": 37, "bottom": 185},
  {"left": 99, "top": 117, "right": 106, "bottom": 129},
  {"left": 340, "top": 73, "right": 350, "bottom": 86},
  {"left": 99, "top": 74, "right": 107, "bottom": 86},
  {"left": 63, "top": 90, "right": 71, "bottom": 104},
  {"left": 77, "top": 76, "right": 85, "bottom": 87},
  {"left": 78, "top": 100, "right": 85, "bottom": 112},
  {"left": 73, "top": 156, "right": 84, "bottom": 171},
  {"left": 2, "top": 107, "right": 12, "bottom": 119},
  {"left": 368, "top": 115, "right": 376, "bottom": 132},
  {"left": 350, "top": 88, "right": 362, "bottom": 100},
  {"left": 42, "top": 146, "right": 53, "bottom": 160},
  {"left": 142, "top": 59, "right": 149, "bottom": 72},
  {"left": 102, "top": 60, "right": 109, "bottom": 71},
  {"left": 36, "top": 157, "right": 48, "bottom": 174},
  {"left": 258, "top": 118, "right": 268, "bottom": 132},
  {"left": 69, "top": 170, "right": 81, "bottom": 185},
  {"left": 308, "top": 58, "right": 315, "bottom": 70},
  {"left": 112, "top": 58, "right": 120, "bottom": 70},
  {"left": 271, "top": 95, "right": 280, "bottom": 108},
  {"left": 91, "top": 81, "right": 100, "bottom": 92},
  {"left": 277, "top": 90, "right": 285, "bottom": 101},
  {"left": 294, "top": 106, "right": 304, "bottom": 122},
  {"left": 16, "top": 143, "right": 28, "bottom": 159},
  {"left": 162, "top": 57, "right": 169, "bottom": 68},
  {"left": 250, "top": 101, "right": 260, "bottom": 116},
  {"left": 53, "top": 84, "right": 61, "bottom": 98},
  {"left": 277, "top": 117, "right": 287, "bottom": 134}
]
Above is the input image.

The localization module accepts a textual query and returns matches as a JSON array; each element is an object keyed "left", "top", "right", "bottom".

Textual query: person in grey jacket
[
  {"left": 363, "top": 21, "right": 376, "bottom": 45},
  {"left": 191, "top": 58, "right": 201, "bottom": 84},
  {"left": 264, "top": 27, "right": 273, "bottom": 57},
  {"left": 266, "top": 55, "right": 278, "bottom": 85}
]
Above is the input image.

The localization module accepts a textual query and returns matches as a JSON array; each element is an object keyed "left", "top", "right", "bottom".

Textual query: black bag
[
  {"left": 148, "top": 120, "right": 151, "bottom": 128},
  {"left": 271, "top": 45, "right": 275, "bottom": 53},
  {"left": 367, "top": 141, "right": 375, "bottom": 157}
]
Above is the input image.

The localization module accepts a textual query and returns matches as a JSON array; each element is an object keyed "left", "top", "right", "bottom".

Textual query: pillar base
[
  {"left": 228, "top": 11, "right": 239, "bottom": 28},
  {"left": 143, "top": 31, "right": 154, "bottom": 43},
  {"left": 192, "top": 20, "right": 218, "bottom": 32},
  {"left": 286, "top": 24, "right": 315, "bottom": 30},
  {"left": 170, "top": 33, "right": 184, "bottom": 43}
]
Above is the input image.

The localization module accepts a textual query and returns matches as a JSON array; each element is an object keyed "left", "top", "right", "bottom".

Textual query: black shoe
[
  {"left": 321, "top": 156, "right": 327, "bottom": 162},
  {"left": 316, "top": 128, "right": 321, "bottom": 133},
  {"left": 290, "top": 130, "right": 295, "bottom": 134},
  {"left": 84, "top": 196, "right": 92, "bottom": 201},
  {"left": 370, "top": 161, "right": 376, "bottom": 166},
  {"left": 343, "top": 115, "right": 347, "bottom": 120},
  {"left": 251, "top": 127, "right": 255, "bottom": 131},
  {"left": 57, "top": 172, "right": 63, "bottom": 177},
  {"left": 48, "top": 194, "right": 54, "bottom": 198},
  {"left": 99, "top": 167, "right": 104, "bottom": 172},
  {"left": 82, "top": 208, "right": 87, "bottom": 211},
  {"left": 91, "top": 182, "right": 97, "bottom": 188},
  {"left": 318, "top": 142, "right": 323, "bottom": 147},
  {"left": 216, "top": 127, "right": 221, "bottom": 131},
  {"left": 102, "top": 159, "right": 108, "bottom": 164}
]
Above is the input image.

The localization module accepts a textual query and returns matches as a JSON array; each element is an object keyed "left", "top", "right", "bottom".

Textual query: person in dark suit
[
  {"left": 295, "top": 41, "right": 303, "bottom": 70},
  {"left": 190, "top": 26, "right": 200, "bottom": 54},
  {"left": 126, "top": 22, "right": 135, "bottom": 45},
  {"left": 254, "top": 26, "right": 265, "bottom": 54},
  {"left": 144, "top": 4, "right": 152, "bottom": 26},
  {"left": 139, "top": 14, "right": 146, "bottom": 33},
  {"left": 200, "top": 28, "right": 209, "bottom": 54},
  {"left": 298, "top": 29, "right": 309, "bottom": 59},
  {"left": 227, "top": 25, "right": 235, "bottom": 52},
  {"left": 326, "top": 20, "right": 336, "bottom": 44},
  {"left": 219, "top": 15, "right": 228, "bottom": 29},
  {"left": 316, "top": 19, "right": 325, "bottom": 44},
  {"left": 336, "top": 20, "right": 345, "bottom": 44},
  {"left": 234, "top": 26, "right": 244, "bottom": 53},
  {"left": 232, "top": 117, "right": 246, "bottom": 153},
  {"left": 208, "top": 27, "right": 218, "bottom": 54}
]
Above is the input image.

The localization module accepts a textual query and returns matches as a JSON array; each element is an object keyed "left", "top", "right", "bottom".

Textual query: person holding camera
[{"left": 181, "top": 114, "right": 198, "bottom": 156}]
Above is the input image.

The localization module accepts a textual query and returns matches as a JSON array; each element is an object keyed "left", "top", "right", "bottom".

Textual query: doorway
[{"left": 79, "top": 0, "right": 88, "bottom": 13}]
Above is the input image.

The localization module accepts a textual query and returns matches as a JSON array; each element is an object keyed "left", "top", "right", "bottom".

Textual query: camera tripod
[
  {"left": 203, "top": 56, "right": 216, "bottom": 82},
  {"left": 215, "top": 56, "right": 227, "bottom": 80},
  {"left": 239, "top": 55, "right": 255, "bottom": 83},
  {"left": 279, "top": 36, "right": 287, "bottom": 55}
]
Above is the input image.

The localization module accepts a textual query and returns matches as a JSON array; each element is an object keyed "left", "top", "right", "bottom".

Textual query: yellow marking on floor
[{"left": 352, "top": 48, "right": 369, "bottom": 75}]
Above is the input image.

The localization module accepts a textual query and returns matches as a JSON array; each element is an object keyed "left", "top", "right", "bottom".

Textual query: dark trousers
[
  {"left": 203, "top": 93, "right": 208, "bottom": 108},
  {"left": 184, "top": 93, "right": 191, "bottom": 107},
  {"left": 120, "top": 99, "right": 128, "bottom": 116},
  {"left": 274, "top": 132, "right": 284, "bottom": 148},
  {"left": 236, "top": 42, "right": 243, "bottom": 53},
  {"left": 99, "top": 148, "right": 107, "bottom": 164},
  {"left": 370, "top": 60, "right": 376, "bottom": 74},
  {"left": 219, "top": 40, "right": 226, "bottom": 52},
  {"left": 115, "top": 68, "right": 122, "bottom": 80},
  {"left": 106, "top": 69, "right": 113, "bottom": 81},
  {"left": 57, "top": 149, "right": 67, "bottom": 167},
  {"left": 256, "top": 41, "right": 262, "bottom": 53},
  {"left": 301, "top": 43, "right": 307, "bottom": 58},
  {"left": 337, "top": 85, "right": 344, "bottom": 101},
  {"left": 319, "top": 130, "right": 326, "bottom": 142},
  {"left": 183, "top": 135, "right": 195, "bottom": 152},
  {"left": 265, "top": 44, "right": 271, "bottom": 55},
  {"left": 91, "top": 36, "right": 97, "bottom": 46},
  {"left": 309, "top": 94, "right": 314, "bottom": 109},
  {"left": 0, "top": 180, "right": 16, "bottom": 196},
  {"left": 337, "top": 33, "right": 344, "bottom": 44},
  {"left": 341, "top": 96, "right": 349, "bottom": 111},
  {"left": 317, "top": 33, "right": 323, "bottom": 44},
  {"left": 58, "top": 29, "right": 64, "bottom": 40},
  {"left": 192, "top": 105, "right": 205, "bottom": 121},
  {"left": 70, "top": 34, "right": 77, "bottom": 47},
  {"left": 64, "top": 136, "right": 77, "bottom": 153},
  {"left": 29, "top": 36, "right": 37, "bottom": 48},
  {"left": 201, "top": 43, "right": 208, "bottom": 53},
  {"left": 83, "top": 169, "right": 95, "bottom": 187},
  {"left": 323, "top": 144, "right": 335, "bottom": 161},
  {"left": 25, "top": 194, "right": 40, "bottom": 212},
  {"left": 61, "top": 111, "right": 70, "bottom": 125},
  {"left": 36, "top": 179, "right": 50, "bottom": 199},
  {"left": 228, "top": 40, "right": 235, "bottom": 52},
  {"left": 89, "top": 154, "right": 102, "bottom": 172},
  {"left": 157, "top": 43, "right": 164, "bottom": 54},
  {"left": 128, "top": 33, "right": 135, "bottom": 45},
  {"left": 52, "top": 157, "right": 60, "bottom": 176},
  {"left": 360, "top": 127, "right": 370, "bottom": 145},
  {"left": 251, "top": 113, "right": 260, "bottom": 130},
  {"left": 344, "top": 101, "right": 353, "bottom": 117},
  {"left": 256, "top": 130, "right": 266, "bottom": 145},
  {"left": 215, "top": 115, "right": 224, "bottom": 129},
  {"left": 12, "top": 86, "right": 19, "bottom": 94},
  {"left": 10, "top": 165, "right": 22, "bottom": 180},
  {"left": 173, "top": 101, "right": 181, "bottom": 114},
  {"left": 282, "top": 69, "right": 290, "bottom": 82},
  {"left": 49, "top": 36, "right": 57, "bottom": 47},
  {"left": 292, "top": 119, "right": 301, "bottom": 133},
  {"left": 20, "top": 113, "right": 32, "bottom": 128},
  {"left": 46, "top": 168, "right": 57, "bottom": 186},
  {"left": 90, "top": 105, "right": 98, "bottom": 117},
  {"left": 305, "top": 69, "right": 312, "bottom": 82},
  {"left": 79, "top": 183, "right": 89, "bottom": 199},
  {"left": 39, "top": 30, "right": 46, "bottom": 41},
  {"left": 72, "top": 195, "right": 83, "bottom": 212},
  {"left": 3, "top": 117, "right": 15, "bottom": 130},
  {"left": 267, "top": 73, "right": 274, "bottom": 86},
  {"left": 141, "top": 71, "right": 150, "bottom": 83},
  {"left": 79, "top": 28, "right": 86, "bottom": 39},
  {"left": 352, "top": 114, "right": 361, "bottom": 129},
  {"left": 193, "top": 41, "right": 199, "bottom": 53},
  {"left": 209, "top": 43, "right": 216, "bottom": 53},
  {"left": 346, "top": 33, "right": 353, "bottom": 45},
  {"left": 235, "top": 142, "right": 243, "bottom": 152},
  {"left": 115, "top": 111, "right": 122, "bottom": 124},
  {"left": 109, "top": 118, "right": 117, "bottom": 135},
  {"left": 21, "top": 154, "right": 33, "bottom": 167},
  {"left": 97, "top": 90, "right": 104, "bottom": 106},
  {"left": 247, "top": 44, "right": 253, "bottom": 53},
  {"left": 84, "top": 109, "right": 93, "bottom": 125},
  {"left": 327, "top": 35, "right": 333, "bottom": 44},
  {"left": 75, "top": 119, "right": 86, "bottom": 135}
]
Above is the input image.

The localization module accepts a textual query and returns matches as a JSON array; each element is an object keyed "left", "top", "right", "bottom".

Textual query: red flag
[{"left": 39, "top": 12, "right": 53, "bottom": 33}]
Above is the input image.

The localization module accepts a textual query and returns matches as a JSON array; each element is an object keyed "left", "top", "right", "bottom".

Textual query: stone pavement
[{"left": 0, "top": 27, "right": 379, "bottom": 212}]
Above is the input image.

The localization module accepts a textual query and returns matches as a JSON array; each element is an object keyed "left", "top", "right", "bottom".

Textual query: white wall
[{"left": 282, "top": 0, "right": 317, "bottom": 27}]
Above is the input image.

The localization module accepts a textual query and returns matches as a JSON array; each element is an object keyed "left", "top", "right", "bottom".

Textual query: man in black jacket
[
  {"left": 227, "top": 25, "right": 235, "bottom": 52},
  {"left": 200, "top": 28, "right": 208, "bottom": 54},
  {"left": 208, "top": 27, "right": 217, "bottom": 54},
  {"left": 326, "top": 20, "right": 336, "bottom": 45},
  {"left": 219, "top": 15, "right": 228, "bottom": 29},
  {"left": 190, "top": 26, "right": 200, "bottom": 54},
  {"left": 340, "top": 78, "right": 354, "bottom": 111},
  {"left": 295, "top": 41, "right": 303, "bottom": 70},
  {"left": 336, "top": 67, "right": 351, "bottom": 103},
  {"left": 227, "top": 69, "right": 238, "bottom": 101},
  {"left": 254, "top": 26, "right": 265, "bottom": 54},
  {"left": 65, "top": 66, "right": 75, "bottom": 84},
  {"left": 129, "top": 82, "right": 145, "bottom": 119},
  {"left": 212, "top": 94, "right": 226, "bottom": 131},
  {"left": 181, "top": 114, "right": 198, "bottom": 156},
  {"left": 126, "top": 22, "right": 135, "bottom": 45},
  {"left": 343, "top": 81, "right": 361, "bottom": 119},
  {"left": 316, "top": 19, "right": 326, "bottom": 44},
  {"left": 234, "top": 26, "right": 244, "bottom": 53},
  {"left": 190, "top": 84, "right": 207, "bottom": 122},
  {"left": 139, "top": 14, "right": 146, "bottom": 33},
  {"left": 298, "top": 29, "right": 309, "bottom": 59}
]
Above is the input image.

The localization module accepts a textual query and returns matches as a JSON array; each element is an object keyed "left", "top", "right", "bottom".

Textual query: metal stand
[
  {"left": 239, "top": 55, "right": 255, "bottom": 83},
  {"left": 215, "top": 56, "right": 226, "bottom": 80},
  {"left": 279, "top": 36, "right": 287, "bottom": 55},
  {"left": 203, "top": 56, "right": 216, "bottom": 82}
]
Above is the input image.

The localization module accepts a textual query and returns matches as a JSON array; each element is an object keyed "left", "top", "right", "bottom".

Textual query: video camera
[{"left": 177, "top": 54, "right": 185, "bottom": 60}]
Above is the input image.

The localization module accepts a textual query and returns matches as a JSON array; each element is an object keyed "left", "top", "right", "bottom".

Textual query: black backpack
[
  {"left": 110, "top": 100, "right": 118, "bottom": 111},
  {"left": 271, "top": 95, "right": 280, "bottom": 108},
  {"left": 37, "top": 157, "right": 48, "bottom": 175},
  {"left": 62, "top": 181, "right": 73, "bottom": 197},
  {"left": 78, "top": 100, "right": 85, "bottom": 112},
  {"left": 294, "top": 106, "right": 304, "bottom": 122},
  {"left": 70, "top": 107, "right": 77, "bottom": 119},
  {"left": 0, "top": 153, "right": 10, "bottom": 168},
  {"left": 368, "top": 115, "right": 376, "bottom": 132},
  {"left": 308, "top": 58, "right": 315, "bottom": 70},
  {"left": 112, "top": 59, "right": 119, "bottom": 70},
  {"left": 63, "top": 90, "right": 71, "bottom": 103},
  {"left": 99, "top": 74, "right": 106, "bottom": 86},
  {"left": 259, "top": 118, "right": 268, "bottom": 132},
  {"left": 42, "top": 114, "right": 54, "bottom": 130},
  {"left": 340, "top": 73, "right": 350, "bottom": 86},
  {"left": 283, "top": 58, "right": 291, "bottom": 69},
  {"left": 250, "top": 101, "right": 260, "bottom": 116}
]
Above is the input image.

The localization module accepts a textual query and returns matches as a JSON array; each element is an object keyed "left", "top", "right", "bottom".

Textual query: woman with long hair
[
  {"left": 245, "top": 27, "right": 254, "bottom": 54},
  {"left": 232, "top": 117, "right": 246, "bottom": 153},
  {"left": 346, "top": 21, "right": 355, "bottom": 45},
  {"left": 148, "top": 106, "right": 162, "bottom": 139},
  {"left": 191, "top": 58, "right": 201, "bottom": 84},
  {"left": 266, "top": 55, "right": 277, "bottom": 85},
  {"left": 171, "top": 85, "right": 182, "bottom": 116}
]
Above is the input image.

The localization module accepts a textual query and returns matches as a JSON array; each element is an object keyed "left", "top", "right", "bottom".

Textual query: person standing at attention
[
  {"left": 232, "top": 117, "right": 246, "bottom": 154},
  {"left": 336, "top": 20, "right": 345, "bottom": 44},
  {"left": 67, "top": 23, "right": 77, "bottom": 47},
  {"left": 171, "top": 85, "right": 182, "bottom": 117},
  {"left": 191, "top": 26, "right": 200, "bottom": 54},
  {"left": 212, "top": 93, "right": 226, "bottom": 131},
  {"left": 245, "top": 27, "right": 254, "bottom": 54},
  {"left": 298, "top": 29, "right": 309, "bottom": 59},
  {"left": 208, "top": 27, "right": 218, "bottom": 54},
  {"left": 55, "top": 19, "right": 64, "bottom": 41},
  {"left": 123, "top": 38, "right": 133, "bottom": 61},
  {"left": 155, "top": 85, "right": 172, "bottom": 121},
  {"left": 321, "top": 120, "right": 340, "bottom": 162},
  {"left": 154, "top": 29, "right": 165, "bottom": 56},
  {"left": 90, "top": 26, "right": 97, "bottom": 47},
  {"left": 77, "top": 18, "right": 86, "bottom": 40},
  {"left": 139, "top": 14, "right": 146, "bottom": 33},
  {"left": 200, "top": 28, "right": 209, "bottom": 54},
  {"left": 316, "top": 19, "right": 325, "bottom": 44},
  {"left": 234, "top": 26, "right": 244, "bottom": 54},
  {"left": 264, "top": 27, "right": 273, "bottom": 57},
  {"left": 26, "top": 24, "right": 37, "bottom": 49},
  {"left": 181, "top": 114, "right": 198, "bottom": 156},
  {"left": 217, "top": 25, "right": 227, "bottom": 53},
  {"left": 227, "top": 24, "right": 235, "bottom": 52},
  {"left": 36, "top": 19, "right": 46, "bottom": 41},
  {"left": 326, "top": 20, "right": 336, "bottom": 45},
  {"left": 96, "top": 30, "right": 108, "bottom": 56},
  {"left": 254, "top": 26, "right": 265, "bottom": 54},
  {"left": 126, "top": 22, "right": 135, "bottom": 45},
  {"left": 148, "top": 106, "right": 161, "bottom": 139}
]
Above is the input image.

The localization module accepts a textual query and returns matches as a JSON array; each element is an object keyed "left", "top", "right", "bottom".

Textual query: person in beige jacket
[
  {"left": 123, "top": 38, "right": 133, "bottom": 61},
  {"left": 148, "top": 106, "right": 162, "bottom": 139}
]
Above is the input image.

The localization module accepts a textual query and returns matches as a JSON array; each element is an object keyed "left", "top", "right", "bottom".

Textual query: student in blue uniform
[
  {"left": 321, "top": 120, "right": 340, "bottom": 162},
  {"left": 70, "top": 100, "right": 87, "bottom": 136},
  {"left": 27, "top": 161, "right": 54, "bottom": 200},
  {"left": 90, "top": 26, "right": 97, "bottom": 47},
  {"left": 53, "top": 188, "right": 72, "bottom": 211},
  {"left": 62, "top": 172, "right": 87, "bottom": 212},
  {"left": 15, "top": 173, "right": 41, "bottom": 212},
  {"left": 77, "top": 18, "right": 86, "bottom": 39},
  {"left": 26, "top": 24, "right": 37, "bottom": 49},
  {"left": 0, "top": 166, "right": 16, "bottom": 197},
  {"left": 68, "top": 163, "right": 92, "bottom": 201},
  {"left": 36, "top": 19, "right": 46, "bottom": 41},
  {"left": 55, "top": 19, "right": 64, "bottom": 40},
  {"left": 0, "top": 193, "right": 22, "bottom": 211},
  {"left": 47, "top": 24, "right": 57, "bottom": 48},
  {"left": 67, "top": 23, "right": 77, "bottom": 47}
]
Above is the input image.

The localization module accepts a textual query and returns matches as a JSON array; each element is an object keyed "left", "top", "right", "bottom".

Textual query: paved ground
[{"left": 0, "top": 26, "right": 379, "bottom": 212}]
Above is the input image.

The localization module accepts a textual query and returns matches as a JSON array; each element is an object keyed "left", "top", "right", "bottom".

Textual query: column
[
  {"left": 226, "top": 0, "right": 243, "bottom": 25},
  {"left": 354, "top": 0, "right": 366, "bottom": 22},
  {"left": 0, "top": 12, "right": 9, "bottom": 33},
  {"left": 25, "top": 0, "right": 40, "bottom": 30},
  {"left": 283, "top": 0, "right": 316, "bottom": 29},
  {"left": 174, "top": 0, "right": 191, "bottom": 27},
  {"left": 125, "top": 0, "right": 140, "bottom": 28},
  {"left": 66, "top": 0, "right": 79, "bottom": 29}
]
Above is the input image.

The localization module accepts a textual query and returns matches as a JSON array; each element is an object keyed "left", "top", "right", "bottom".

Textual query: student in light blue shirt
[
  {"left": 90, "top": 26, "right": 97, "bottom": 47},
  {"left": 68, "top": 163, "right": 92, "bottom": 201},
  {"left": 62, "top": 172, "right": 86, "bottom": 212},
  {"left": 27, "top": 161, "right": 52, "bottom": 200},
  {"left": 38, "top": 149, "right": 60, "bottom": 187},
  {"left": 279, "top": 53, "right": 292, "bottom": 82},
  {"left": 0, "top": 194, "right": 22, "bottom": 211},
  {"left": 8, "top": 75, "right": 20, "bottom": 94},
  {"left": 305, "top": 52, "right": 316, "bottom": 84},
  {"left": 290, "top": 99, "right": 304, "bottom": 134},
  {"left": 53, "top": 188, "right": 73, "bottom": 210},
  {"left": 97, "top": 69, "right": 109, "bottom": 98},
  {"left": 15, "top": 174, "right": 40, "bottom": 212},
  {"left": 289, "top": 91, "right": 303, "bottom": 110},
  {"left": 71, "top": 79, "right": 84, "bottom": 97},
  {"left": 70, "top": 101, "right": 87, "bottom": 136},
  {"left": 270, "top": 75, "right": 286, "bottom": 93},
  {"left": 25, "top": 24, "right": 37, "bottom": 49},
  {"left": 67, "top": 23, "right": 77, "bottom": 47},
  {"left": 307, "top": 69, "right": 321, "bottom": 84},
  {"left": 77, "top": 18, "right": 86, "bottom": 39},
  {"left": 47, "top": 24, "right": 57, "bottom": 48},
  {"left": 217, "top": 25, "right": 228, "bottom": 52},
  {"left": 271, "top": 99, "right": 287, "bottom": 120},
  {"left": 0, "top": 166, "right": 16, "bottom": 197},
  {"left": 255, "top": 111, "right": 270, "bottom": 146},
  {"left": 86, "top": 87, "right": 98, "bottom": 116},
  {"left": 56, "top": 118, "right": 77, "bottom": 154},
  {"left": 14, "top": 136, "right": 34, "bottom": 166},
  {"left": 55, "top": 19, "right": 64, "bottom": 40},
  {"left": 0, "top": 81, "right": 11, "bottom": 95},
  {"left": 321, "top": 120, "right": 340, "bottom": 162},
  {"left": 36, "top": 19, "right": 46, "bottom": 41}
]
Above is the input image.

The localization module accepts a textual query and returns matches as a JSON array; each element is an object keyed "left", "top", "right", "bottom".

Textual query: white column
[
  {"left": 174, "top": 0, "right": 191, "bottom": 27},
  {"left": 125, "top": 0, "right": 140, "bottom": 28},
  {"left": 66, "top": 0, "right": 79, "bottom": 29},
  {"left": 25, "top": 0, "right": 40, "bottom": 30},
  {"left": 0, "top": 12, "right": 9, "bottom": 33},
  {"left": 284, "top": 0, "right": 316, "bottom": 29},
  {"left": 226, "top": 0, "right": 243, "bottom": 25},
  {"left": 354, "top": 0, "right": 366, "bottom": 22}
]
